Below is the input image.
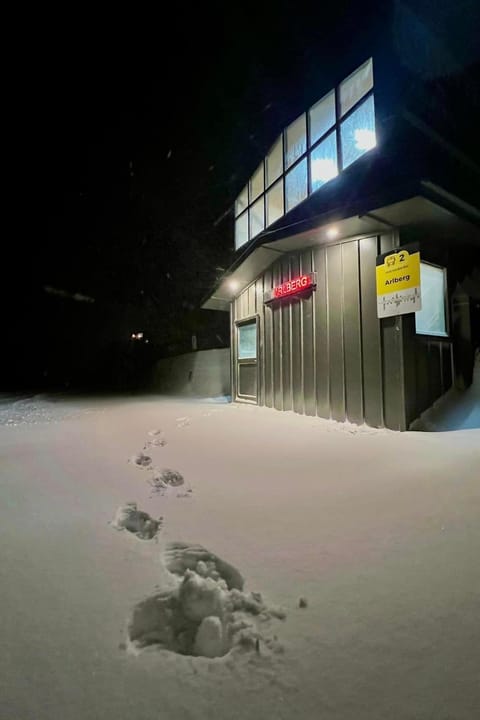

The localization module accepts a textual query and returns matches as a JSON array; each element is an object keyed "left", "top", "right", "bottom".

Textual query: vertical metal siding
[
  {"left": 313, "top": 246, "right": 330, "bottom": 418},
  {"left": 342, "top": 241, "right": 364, "bottom": 424},
  {"left": 263, "top": 269, "right": 274, "bottom": 407},
  {"left": 281, "top": 256, "right": 292, "bottom": 411},
  {"left": 326, "top": 244, "right": 346, "bottom": 422},
  {"left": 272, "top": 261, "right": 283, "bottom": 410},
  {"left": 290, "top": 255, "right": 304, "bottom": 414},
  {"left": 359, "top": 236, "right": 383, "bottom": 427},
  {"left": 302, "top": 249, "right": 316, "bottom": 416}
]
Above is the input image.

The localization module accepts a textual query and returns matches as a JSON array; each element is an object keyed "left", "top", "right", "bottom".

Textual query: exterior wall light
[{"left": 327, "top": 227, "right": 339, "bottom": 239}]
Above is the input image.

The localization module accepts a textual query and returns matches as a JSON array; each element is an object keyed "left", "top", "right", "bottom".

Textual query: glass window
[
  {"left": 249, "top": 162, "right": 264, "bottom": 202},
  {"left": 266, "top": 136, "right": 283, "bottom": 187},
  {"left": 415, "top": 263, "right": 448, "bottom": 337},
  {"left": 339, "top": 57, "right": 373, "bottom": 117},
  {"left": 238, "top": 321, "right": 257, "bottom": 359},
  {"left": 285, "top": 114, "right": 307, "bottom": 169},
  {"left": 249, "top": 196, "right": 265, "bottom": 239},
  {"left": 340, "top": 95, "right": 376, "bottom": 170},
  {"left": 310, "top": 131, "right": 338, "bottom": 192},
  {"left": 285, "top": 158, "right": 308, "bottom": 212},
  {"left": 309, "top": 90, "right": 336, "bottom": 146},
  {"left": 266, "top": 179, "right": 284, "bottom": 226},
  {"left": 235, "top": 185, "right": 248, "bottom": 217},
  {"left": 235, "top": 211, "right": 249, "bottom": 250}
]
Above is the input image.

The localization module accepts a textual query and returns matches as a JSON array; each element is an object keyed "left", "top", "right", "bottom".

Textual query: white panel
[
  {"left": 415, "top": 263, "right": 447, "bottom": 336},
  {"left": 249, "top": 162, "right": 264, "bottom": 202},
  {"left": 339, "top": 58, "right": 374, "bottom": 117},
  {"left": 285, "top": 114, "right": 307, "bottom": 169},
  {"left": 309, "top": 90, "right": 336, "bottom": 146}
]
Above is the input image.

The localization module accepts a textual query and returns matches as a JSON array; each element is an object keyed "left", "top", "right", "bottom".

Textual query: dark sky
[{"left": 4, "top": 1, "right": 479, "bottom": 387}]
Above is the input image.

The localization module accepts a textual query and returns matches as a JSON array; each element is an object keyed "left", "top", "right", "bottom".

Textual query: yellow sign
[{"left": 376, "top": 247, "right": 421, "bottom": 318}]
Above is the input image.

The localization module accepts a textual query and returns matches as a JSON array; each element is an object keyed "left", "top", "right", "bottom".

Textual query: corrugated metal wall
[{"left": 232, "top": 233, "right": 408, "bottom": 429}]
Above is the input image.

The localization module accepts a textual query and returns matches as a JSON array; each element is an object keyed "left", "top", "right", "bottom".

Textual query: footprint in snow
[
  {"left": 111, "top": 502, "right": 163, "bottom": 540},
  {"left": 129, "top": 452, "right": 152, "bottom": 468},
  {"left": 176, "top": 417, "right": 190, "bottom": 428}
]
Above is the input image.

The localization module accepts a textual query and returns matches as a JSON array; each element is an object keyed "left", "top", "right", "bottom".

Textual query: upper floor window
[{"left": 234, "top": 58, "right": 376, "bottom": 250}]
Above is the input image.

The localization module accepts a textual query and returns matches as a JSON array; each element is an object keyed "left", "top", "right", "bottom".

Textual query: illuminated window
[
  {"left": 266, "top": 136, "right": 283, "bottom": 187},
  {"left": 249, "top": 196, "right": 265, "bottom": 239},
  {"left": 340, "top": 95, "right": 376, "bottom": 169},
  {"left": 415, "top": 263, "right": 448, "bottom": 337},
  {"left": 309, "top": 90, "right": 336, "bottom": 146},
  {"left": 285, "top": 114, "right": 307, "bottom": 169},
  {"left": 238, "top": 321, "right": 257, "bottom": 359},
  {"left": 235, "top": 211, "right": 249, "bottom": 250},
  {"left": 285, "top": 159, "right": 308, "bottom": 212},
  {"left": 339, "top": 58, "right": 373, "bottom": 117},
  {"left": 249, "top": 163, "right": 264, "bottom": 202},
  {"left": 235, "top": 185, "right": 248, "bottom": 217},
  {"left": 266, "top": 179, "right": 284, "bottom": 226},
  {"left": 310, "top": 131, "right": 338, "bottom": 192}
]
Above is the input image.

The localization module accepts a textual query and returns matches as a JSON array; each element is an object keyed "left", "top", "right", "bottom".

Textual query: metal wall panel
[
  {"left": 272, "top": 261, "right": 283, "bottom": 410},
  {"left": 326, "top": 244, "right": 346, "bottom": 421},
  {"left": 302, "top": 249, "right": 316, "bottom": 416},
  {"left": 281, "top": 257, "right": 292, "bottom": 411},
  {"left": 263, "top": 269, "right": 274, "bottom": 407},
  {"left": 342, "top": 241, "right": 363, "bottom": 424},
  {"left": 359, "top": 236, "right": 383, "bottom": 427},
  {"left": 313, "top": 246, "right": 330, "bottom": 418},
  {"left": 230, "top": 231, "right": 412, "bottom": 430},
  {"left": 290, "top": 255, "right": 304, "bottom": 415}
]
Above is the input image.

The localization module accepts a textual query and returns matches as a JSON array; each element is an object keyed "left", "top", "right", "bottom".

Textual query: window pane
[
  {"left": 285, "top": 159, "right": 308, "bottom": 212},
  {"left": 235, "top": 211, "right": 249, "bottom": 250},
  {"left": 310, "top": 131, "right": 338, "bottom": 192},
  {"left": 340, "top": 95, "right": 376, "bottom": 169},
  {"left": 249, "top": 196, "right": 265, "bottom": 239},
  {"left": 309, "top": 90, "right": 336, "bottom": 146},
  {"left": 339, "top": 57, "right": 373, "bottom": 117},
  {"left": 415, "top": 263, "right": 447, "bottom": 336},
  {"left": 266, "top": 136, "right": 283, "bottom": 187},
  {"left": 238, "top": 322, "right": 257, "bottom": 359},
  {"left": 235, "top": 185, "right": 248, "bottom": 217},
  {"left": 266, "top": 179, "right": 284, "bottom": 226},
  {"left": 249, "top": 162, "right": 264, "bottom": 202},
  {"left": 285, "top": 114, "right": 307, "bottom": 169}
]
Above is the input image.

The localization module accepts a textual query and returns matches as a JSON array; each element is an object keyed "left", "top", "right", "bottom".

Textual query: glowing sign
[
  {"left": 264, "top": 273, "right": 316, "bottom": 303},
  {"left": 376, "top": 245, "right": 421, "bottom": 318}
]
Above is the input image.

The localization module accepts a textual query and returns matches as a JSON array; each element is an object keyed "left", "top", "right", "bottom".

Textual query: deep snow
[{"left": 0, "top": 390, "right": 479, "bottom": 719}]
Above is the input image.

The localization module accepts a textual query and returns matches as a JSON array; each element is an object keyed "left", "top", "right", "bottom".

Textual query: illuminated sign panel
[
  {"left": 264, "top": 273, "right": 316, "bottom": 303},
  {"left": 376, "top": 245, "right": 421, "bottom": 318}
]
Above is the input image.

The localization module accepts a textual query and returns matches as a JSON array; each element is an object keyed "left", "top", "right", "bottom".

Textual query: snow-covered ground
[{"left": 1, "top": 391, "right": 479, "bottom": 720}]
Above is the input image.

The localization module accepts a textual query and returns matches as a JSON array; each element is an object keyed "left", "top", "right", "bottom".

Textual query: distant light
[
  {"left": 326, "top": 227, "right": 339, "bottom": 239},
  {"left": 311, "top": 158, "right": 338, "bottom": 184},
  {"left": 136, "top": 332, "right": 144, "bottom": 340},
  {"left": 354, "top": 128, "right": 376, "bottom": 151},
  {"left": 131, "top": 333, "right": 136, "bottom": 339}
]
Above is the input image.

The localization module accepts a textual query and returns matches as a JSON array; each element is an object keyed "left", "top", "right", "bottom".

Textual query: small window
[
  {"left": 285, "top": 114, "right": 307, "bottom": 169},
  {"left": 309, "top": 90, "right": 336, "bottom": 146},
  {"left": 339, "top": 58, "right": 373, "bottom": 117},
  {"left": 340, "top": 95, "right": 376, "bottom": 170},
  {"left": 235, "top": 211, "right": 249, "bottom": 250},
  {"left": 235, "top": 185, "right": 248, "bottom": 217},
  {"left": 266, "top": 178, "right": 284, "bottom": 226},
  {"left": 249, "top": 162, "right": 264, "bottom": 202},
  {"left": 415, "top": 263, "right": 448, "bottom": 337},
  {"left": 285, "top": 158, "right": 308, "bottom": 212},
  {"left": 238, "top": 321, "right": 257, "bottom": 359},
  {"left": 249, "top": 196, "right": 265, "bottom": 239},
  {"left": 310, "top": 130, "right": 338, "bottom": 192},
  {"left": 266, "top": 136, "right": 283, "bottom": 187}
]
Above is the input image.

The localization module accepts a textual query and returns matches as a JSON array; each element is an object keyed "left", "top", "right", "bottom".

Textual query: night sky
[{"left": 4, "top": 1, "right": 479, "bottom": 390}]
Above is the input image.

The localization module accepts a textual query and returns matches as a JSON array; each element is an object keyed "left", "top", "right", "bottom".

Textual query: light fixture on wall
[{"left": 228, "top": 279, "right": 240, "bottom": 292}]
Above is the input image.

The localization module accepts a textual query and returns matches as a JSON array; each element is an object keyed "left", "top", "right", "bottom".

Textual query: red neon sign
[{"left": 273, "top": 273, "right": 313, "bottom": 299}]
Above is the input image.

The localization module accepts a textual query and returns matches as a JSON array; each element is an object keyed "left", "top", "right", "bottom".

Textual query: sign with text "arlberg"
[{"left": 376, "top": 245, "right": 421, "bottom": 318}]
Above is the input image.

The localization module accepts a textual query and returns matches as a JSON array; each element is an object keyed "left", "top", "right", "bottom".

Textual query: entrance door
[{"left": 236, "top": 318, "right": 258, "bottom": 403}]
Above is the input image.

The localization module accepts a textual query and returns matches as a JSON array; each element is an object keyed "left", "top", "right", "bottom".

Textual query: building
[{"left": 202, "top": 54, "right": 480, "bottom": 430}]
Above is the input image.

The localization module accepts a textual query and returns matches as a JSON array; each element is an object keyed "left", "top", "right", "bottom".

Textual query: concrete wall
[{"left": 150, "top": 348, "right": 230, "bottom": 398}]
